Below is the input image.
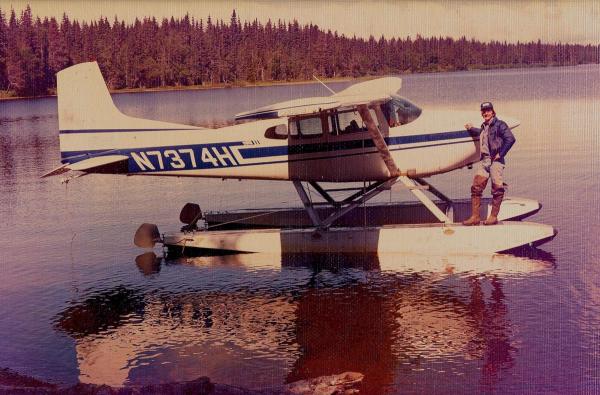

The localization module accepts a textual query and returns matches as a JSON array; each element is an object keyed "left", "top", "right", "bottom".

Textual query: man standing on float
[{"left": 463, "top": 102, "right": 516, "bottom": 226}]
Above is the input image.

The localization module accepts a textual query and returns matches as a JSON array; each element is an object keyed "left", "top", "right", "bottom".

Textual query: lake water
[{"left": 0, "top": 65, "right": 599, "bottom": 393}]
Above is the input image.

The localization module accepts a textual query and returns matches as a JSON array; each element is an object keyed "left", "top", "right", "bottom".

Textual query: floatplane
[{"left": 43, "top": 62, "right": 556, "bottom": 256}]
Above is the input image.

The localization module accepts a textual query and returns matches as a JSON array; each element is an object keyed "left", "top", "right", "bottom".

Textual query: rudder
[{"left": 57, "top": 61, "right": 124, "bottom": 132}]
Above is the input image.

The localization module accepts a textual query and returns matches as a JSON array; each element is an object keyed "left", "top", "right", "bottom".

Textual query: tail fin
[
  {"left": 57, "top": 62, "right": 127, "bottom": 131},
  {"left": 55, "top": 62, "right": 202, "bottom": 166}
]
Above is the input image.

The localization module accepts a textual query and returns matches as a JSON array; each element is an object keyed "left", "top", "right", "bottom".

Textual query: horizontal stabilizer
[
  {"left": 68, "top": 155, "right": 129, "bottom": 171},
  {"left": 42, "top": 155, "right": 129, "bottom": 177},
  {"left": 41, "top": 163, "right": 71, "bottom": 178}
]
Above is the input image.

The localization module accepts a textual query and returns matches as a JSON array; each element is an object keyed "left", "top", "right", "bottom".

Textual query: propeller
[
  {"left": 134, "top": 203, "right": 201, "bottom": 248},
  {"left": 179, "top": 203, "right": 203, "bottom": 231},
  {"left": 134, "top": 223, "right": 161, "bottom": 248}
]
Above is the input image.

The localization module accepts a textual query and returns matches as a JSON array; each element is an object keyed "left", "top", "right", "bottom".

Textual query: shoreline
[
  {"left": 0, "top": 367, "right": 363, "bottom": 394},
  {"left": 0, "top": 62, "right": 594, "bottom": 102},
  {"left": 0, "top": 75, "right": 362, "bottom": 102}
]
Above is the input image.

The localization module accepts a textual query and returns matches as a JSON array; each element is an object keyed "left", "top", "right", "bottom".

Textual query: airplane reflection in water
[
  {"left": 56, "top": 251, "right": 554, "bottom": 392},
  {"left": 140, "top": 248, "right": 555, "bottom": 277}
]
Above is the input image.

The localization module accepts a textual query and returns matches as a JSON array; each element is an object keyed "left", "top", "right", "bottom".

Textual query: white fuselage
[{"left": 59, "top": 110, "right": 498, "bottom": 182}]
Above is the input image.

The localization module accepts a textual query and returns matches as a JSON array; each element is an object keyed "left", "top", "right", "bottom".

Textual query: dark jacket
[{"left": 468, "top": 117, "right": 516, "bottom": 164}]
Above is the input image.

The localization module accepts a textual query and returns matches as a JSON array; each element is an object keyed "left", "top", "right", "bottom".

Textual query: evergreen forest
[{"left": 1, "top": 5, "right": 599, "bottom": 97}]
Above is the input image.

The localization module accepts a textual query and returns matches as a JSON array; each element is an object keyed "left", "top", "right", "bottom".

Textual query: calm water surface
[{"left": 1, "top": 66, "right": 599, "bottom": 393}]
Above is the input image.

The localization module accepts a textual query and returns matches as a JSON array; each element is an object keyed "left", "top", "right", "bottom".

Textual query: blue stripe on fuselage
[
  {"left": 238, "top": 130, "right": 471, "bottom": 159},
  {"left": 60, "top": 130, "right": 474, "bottom": 172}
]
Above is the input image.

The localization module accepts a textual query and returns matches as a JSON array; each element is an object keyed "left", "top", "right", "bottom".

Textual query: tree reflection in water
[{"left": 54, "top": 250, "right": 552, "bottom": 392}]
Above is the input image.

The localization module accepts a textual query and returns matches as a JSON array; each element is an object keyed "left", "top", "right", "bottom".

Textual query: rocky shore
[{"left": 0, "top": 368, "right": 363, "bottom": 395}]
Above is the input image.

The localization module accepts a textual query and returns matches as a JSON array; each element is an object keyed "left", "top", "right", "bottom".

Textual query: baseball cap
[{"left": 480, "top": 102, "right": 494, "bottom": 111}]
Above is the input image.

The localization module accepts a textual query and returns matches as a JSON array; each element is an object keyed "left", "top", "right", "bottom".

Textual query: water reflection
[
  {"left": 168, "top": 249, "right": 555, "bottom": 277},
  {"left": 135, "top": 252, "right": 161, "bottom": 275},
  {"left": 57, "top": 287, "right": 145, "bottom": 339},
  {"left": 469, "top": 277, "right": 514, "bottom": 390},
  {"left": 54, "top": 251, "right": 553, "bottom": 392},
  {"left": 0, "top": 130, "right": 14, "bottom": 179}
]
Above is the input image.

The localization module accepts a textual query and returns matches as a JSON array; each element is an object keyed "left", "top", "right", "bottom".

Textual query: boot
[
  {"left": 462, "top": 195, "right": 482, "bottom": 226},
  {"left": 462, "top": 175, "right": 488, "bottom": 226},
  {"left": 484, "top": 184, "right": 504, "bottom": 225}
]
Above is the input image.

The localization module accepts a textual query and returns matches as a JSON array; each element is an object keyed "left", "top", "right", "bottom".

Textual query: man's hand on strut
[
  {"left": 493, "top": 153, "right": 501, "bottom": 161},
  {"left": 465, "top": 123, "right": 473, "bottom": 130}
]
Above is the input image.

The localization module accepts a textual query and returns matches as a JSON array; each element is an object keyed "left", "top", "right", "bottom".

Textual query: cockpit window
[
  {"left": 336, "top": 111, "right": 365, "bottom": 134},
  {"left": 289, "top": 115, "right": 323, "bottom": 138},
  {"left": 384, "top": 95, "right": 422, "bottom": 127},
  {"left": 298, "top": 117, "right": 322, "bottom": 137}
]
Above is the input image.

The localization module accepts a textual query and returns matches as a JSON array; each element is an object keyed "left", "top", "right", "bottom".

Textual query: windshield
[{"left": 384, "top": 95, "right": 422, "bottom": 126}]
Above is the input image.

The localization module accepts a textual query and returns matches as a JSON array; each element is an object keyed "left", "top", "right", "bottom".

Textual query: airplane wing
[
  {"left": 42, "top": 155, "right": 129, "bottom": 177},
  {"left": 234, "top": 77, "right": 402, "bottom": 120},
  {"left": 333, "top": 77, "right": 402, "bottom": 105},
  {"left": 234, "top": 97, "right": 339, "bottom": 120}
]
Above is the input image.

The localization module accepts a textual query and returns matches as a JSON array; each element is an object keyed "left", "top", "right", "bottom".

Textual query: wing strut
[
  {"left": 356, "top": 103, "right": 450, "bottom": 223},
  {"left": 356, "top": 104, "right": 400, "bottom": 177}
]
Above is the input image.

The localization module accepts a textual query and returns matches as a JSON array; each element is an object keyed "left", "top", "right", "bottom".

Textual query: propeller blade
[
  {"left": 180, "top": 203, "right": 202, "bottom": 225},
  {"left": 134, "top": 223, "right": 161, "bottom": 248}
]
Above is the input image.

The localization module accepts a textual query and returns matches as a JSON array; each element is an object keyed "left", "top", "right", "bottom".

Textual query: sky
[{"left": 2, "top": 0, "right": 600, "bottom": 45}]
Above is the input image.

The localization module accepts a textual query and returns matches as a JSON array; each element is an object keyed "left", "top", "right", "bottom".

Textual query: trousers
[{"left": 475, "top": 157, "right": 504, "bottom": 187}]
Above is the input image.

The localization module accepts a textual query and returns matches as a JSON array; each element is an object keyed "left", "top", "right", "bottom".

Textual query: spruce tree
[{"left": 0, "top": 8, "right": 8, "bottom": 90}]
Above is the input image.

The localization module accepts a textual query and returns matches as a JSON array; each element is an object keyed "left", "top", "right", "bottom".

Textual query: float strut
[
  {"left": 399, "top": 176, "right": 451, "bottom": 223},
  {"left": 293, "top": 181, "right": 322, "bottom": 227}
]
